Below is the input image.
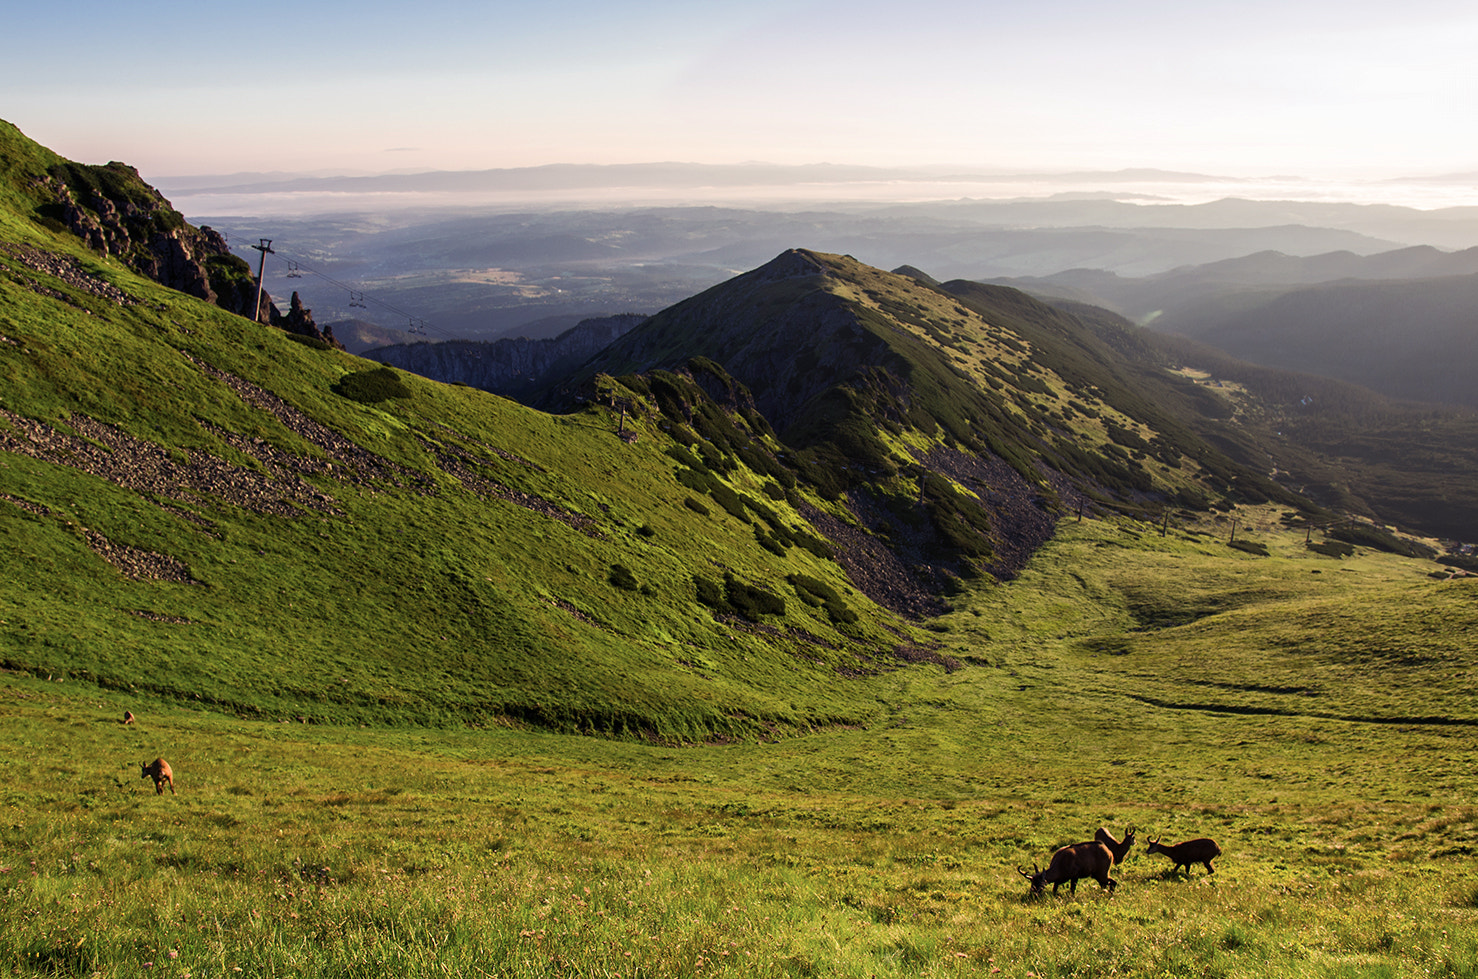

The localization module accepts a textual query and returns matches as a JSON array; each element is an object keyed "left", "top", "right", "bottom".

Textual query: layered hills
[{"left": 989, "top": 247, "right": 1478, "bottom": 409}]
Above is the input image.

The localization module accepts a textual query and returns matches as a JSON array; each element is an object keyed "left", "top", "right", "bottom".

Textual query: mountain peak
[{"left": 754, "top": 247, "right": 836, "bottom": 281}]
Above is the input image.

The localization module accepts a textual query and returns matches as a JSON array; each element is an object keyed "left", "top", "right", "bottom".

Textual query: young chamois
[
  {"left": 1019, "top": 841, "right": 1116, "bottom": 896},
  {"left": 1094, "top": 825, "right": 1136, "bottom": 865},
  {"left": 140, "top": 757, "right": 175, "bottom": 795},
  {"left": 1146, "top": 836, "right": 1220, "bottom": 876}
]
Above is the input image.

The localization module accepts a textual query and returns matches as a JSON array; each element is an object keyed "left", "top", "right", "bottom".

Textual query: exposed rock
[
  {"left": 38, "top": 162, "right": 280, "bottom": 327},
  {"left": 268, "top": 291, "right": 342, "bottom": 348}
]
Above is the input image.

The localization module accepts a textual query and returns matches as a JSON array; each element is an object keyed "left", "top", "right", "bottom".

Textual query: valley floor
[{"left": 3, "top": 515, "right": 1476, "bottom": 978}]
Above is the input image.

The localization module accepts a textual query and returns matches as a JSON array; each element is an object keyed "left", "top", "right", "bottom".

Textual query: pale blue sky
[{"left": 4, "top": 0, "right": 1475, "bottom": 181}]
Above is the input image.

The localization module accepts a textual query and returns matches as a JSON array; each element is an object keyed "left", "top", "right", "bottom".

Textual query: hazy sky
[{"left": 5, "top": 0, "right": 1476, "bottom": 181}]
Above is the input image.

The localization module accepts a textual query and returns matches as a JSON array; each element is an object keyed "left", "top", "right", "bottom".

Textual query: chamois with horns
[
  {"left": 1146, "top": 836, "right": 1221, "bottom": 876},
  {"left": 1094, "top": 824, "right": 1136, "bottom": 865},
  {"left": 1019, "top": 841, "right": 1116, "bottom": 896}
]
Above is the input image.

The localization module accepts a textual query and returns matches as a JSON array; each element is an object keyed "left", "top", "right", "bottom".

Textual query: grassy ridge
[
  {"left": 3, "top": 516, "right": 1476, "bottom": 977},
  {"left": 0, "top": 196, "right": 922, "bottom": 739}
]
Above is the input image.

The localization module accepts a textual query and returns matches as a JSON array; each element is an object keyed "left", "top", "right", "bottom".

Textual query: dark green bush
[
  {"left": 755, "top": 525, "right": 788, "bottom": 557},
  {"left": 333, "top": 366, "right": 411, "bottom": 403},
  {"left": 724, "top": 573, "right": 785, "bottom": 619},
  {"left": 788, "top": 574, "right": 857, "bottom": 624},
  {"left": 682, "top": 497, "right": 710, "bottom": 516},
  {"left": 709, "top": 482, "right": 750, "bottom": 522},
  {"left": 674, "top": 467, "right": 714, "bottom": 494},
  {"left": 1228, "top": 539, "right": 1270, "bottom": 557},
  {"left": 666, "top": 445, "right": 706, "bottom": 472},
  {"left": 694, "top": 575, "right": 727, "bottom": 612},
  {"left": 1307, "top": 539, "right": 1356, "bottom": 558},
  {"left": 286, "top": 334, "right": 333, "bottom": 351},
  {"left": 695, "top": 574, "right": 785, "bottom": 620},
  {"left": 608, "top": 564, "right": 640, "bottom": 591},
  {"left": 792, "top": 532, "right": 834, "bottom": 561}
]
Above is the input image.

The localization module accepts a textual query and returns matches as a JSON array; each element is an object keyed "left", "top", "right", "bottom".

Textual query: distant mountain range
[
  {"left": 209, "top": 205, "right": 1402, "bottom": 349},
  {"left": 156, "top": 163, "right": 1243, "bottom": 196},
  {"left": 987, "top": 247, "right": 1478, "bottom": 408}
]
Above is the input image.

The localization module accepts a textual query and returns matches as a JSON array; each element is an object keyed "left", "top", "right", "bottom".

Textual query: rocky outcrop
[
  {"left": 270, "top": 291, "right": 343, "bottom": 349},
  {"left": 38, "top": 161, "right": 276, "bottom": 326},
  {"left": 365, "top": 314, "right": 646, "bottom": 396}
]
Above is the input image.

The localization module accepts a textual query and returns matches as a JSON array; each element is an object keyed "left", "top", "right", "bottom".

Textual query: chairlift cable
[{"left": 212, "top": 226, "right": 459, "bottom": 340}]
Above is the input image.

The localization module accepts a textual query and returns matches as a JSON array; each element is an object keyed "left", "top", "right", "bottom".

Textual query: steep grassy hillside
[{"left": 0, "top": 125, "right": 940, "bottom": 741}]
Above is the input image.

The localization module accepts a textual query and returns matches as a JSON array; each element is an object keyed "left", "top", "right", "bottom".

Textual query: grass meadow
[{"left": 3, "top": 515, "right": 1476, "bottom": 978}]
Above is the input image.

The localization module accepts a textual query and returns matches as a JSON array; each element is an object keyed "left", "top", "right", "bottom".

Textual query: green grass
[{"left": 3, "top": 515, "right": 1476, "bottom": 978}]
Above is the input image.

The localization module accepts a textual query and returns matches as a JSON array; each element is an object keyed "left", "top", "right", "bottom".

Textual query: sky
[{"left": 4, "top": 0, "right": 1477, "bottom": 186}]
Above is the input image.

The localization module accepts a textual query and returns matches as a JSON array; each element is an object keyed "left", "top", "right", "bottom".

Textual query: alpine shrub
[{"left": 333, "top": 366, "right": 411, "bottom": 403}]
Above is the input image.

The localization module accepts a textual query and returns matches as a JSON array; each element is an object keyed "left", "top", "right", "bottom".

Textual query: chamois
[
  {"left": 122, "top": 711, "right": 135, "bottom": 725},
  {"left": 140, "top": 757, "right": 175, "bottom": 795},
  {"left": 1094, "top": 824, "right": 1136, "bottom": 865},
  {"left": 1146, "top": 836, "right": 1220, "bottom": 876},
  {"left": 1019, "top": 841, "right": 1116, "bottom": 896}
]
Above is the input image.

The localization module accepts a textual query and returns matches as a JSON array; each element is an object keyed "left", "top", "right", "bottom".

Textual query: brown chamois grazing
[
  {"left": 1146, "top": 836, "right": 1220, "bottom": 876},
  {"left": 140, "top": 757, "right": 175, "bottom": 795},
  {"left": 1018, "top": 841, "right": 1116, "bottom": 896},
  {"left": 1094, "top": 825, "right": 1136, "bottom": 865}
]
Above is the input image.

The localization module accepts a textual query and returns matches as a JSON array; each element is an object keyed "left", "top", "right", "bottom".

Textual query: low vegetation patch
[
  {"left": 1308, "top": 538, "right": 1356, "bottom": 558},
  {"left": 332, "top": 365, "right": 412, "bottom": 402}
]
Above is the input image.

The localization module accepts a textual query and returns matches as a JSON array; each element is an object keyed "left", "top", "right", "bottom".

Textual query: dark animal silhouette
[
  {"left": 140, "top": 757, "right": 175, "bottom": 795},
  {"left": 1146, "top": 836, "right": 1220, "bottom": 876},
  {"left": 1018, "top": 841, "right": 1116, "bottom": 895},
  {"left": 1094, "top": 824, "right": 1136, "bottom": 865},
  {"left": 122, "top": 711, "right": 135, "bottom": 725}
]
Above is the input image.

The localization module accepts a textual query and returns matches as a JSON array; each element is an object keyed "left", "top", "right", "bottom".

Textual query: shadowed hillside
[{"left": 987, "top": 248, "right": 1478, "bottom": 409}]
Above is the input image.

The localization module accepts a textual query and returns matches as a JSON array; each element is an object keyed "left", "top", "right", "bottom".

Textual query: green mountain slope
[
  {"left": 555, "top": 249, "right": 1311, "bottom": 606},
  {"left": 0, "top": 123, "right": 945, "bottom": 740},
  {"left": 954, "top": 267, "right": 1478, "bottom": 544}
]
